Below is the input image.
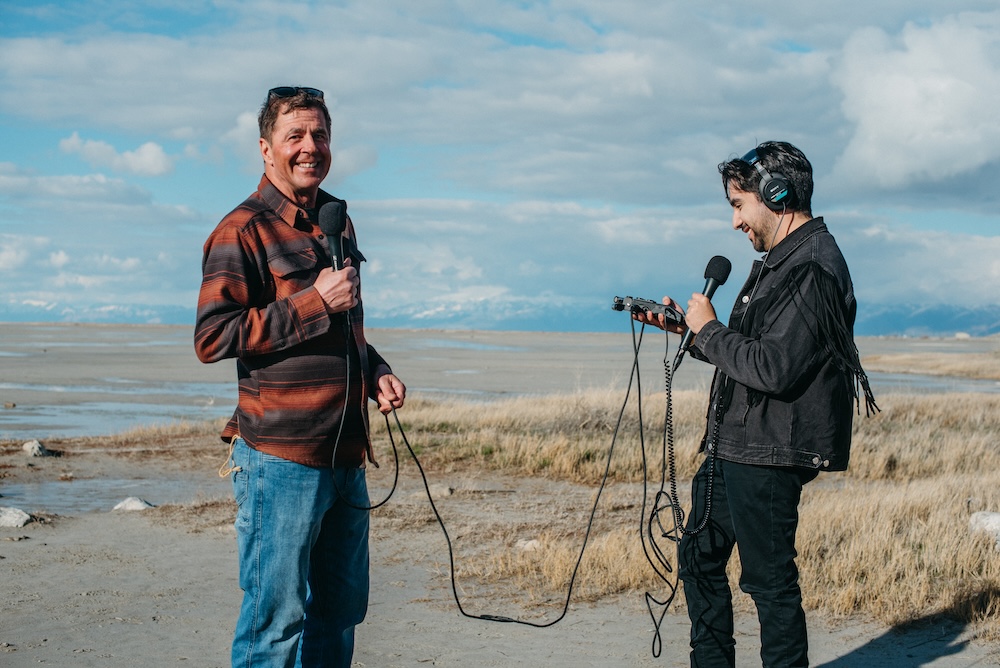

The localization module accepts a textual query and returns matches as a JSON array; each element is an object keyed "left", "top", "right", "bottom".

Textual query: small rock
[
  {"left": 516, "top": 539, "right": 542, "bottom": 552},
  {"left": 412, "top": 485, "right": 454, "bottom": 499},
  {"left": 113, "top": 497, "right": 155, "bottom": 511},
  {"left": 0, "top": 506, "right": 32, "bottom": 528},
  {"left": 970, "top": 511, "right": 1000, "bottom": 549},
  {"left": 22, "top": 440, "right": 52, "bottom": 457}
]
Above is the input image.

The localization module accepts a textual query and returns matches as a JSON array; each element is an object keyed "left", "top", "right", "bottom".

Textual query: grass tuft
[{"left": 372, "top": 389, "right": 1000, "bottom": 637}]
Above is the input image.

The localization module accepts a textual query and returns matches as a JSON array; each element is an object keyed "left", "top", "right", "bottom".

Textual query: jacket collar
[{"left": 762, "top": 217, "right": 826, "bottom": 270}]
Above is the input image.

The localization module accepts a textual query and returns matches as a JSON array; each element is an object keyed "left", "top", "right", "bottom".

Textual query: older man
[{"left": 195, "top": 86, "right": 405, "bottom": 668}]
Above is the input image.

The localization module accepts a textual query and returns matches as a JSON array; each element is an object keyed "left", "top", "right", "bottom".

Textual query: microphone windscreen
[
  {"left": 318, "top": 201, "right": 346, "bottom": 237},
  {"left": 705, "top": 255, "right": 732, "bottom": 286}
]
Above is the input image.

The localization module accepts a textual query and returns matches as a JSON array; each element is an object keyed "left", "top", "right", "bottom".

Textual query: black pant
[{"left": 678, "top": 458, "right": 817, "bottom": 668}]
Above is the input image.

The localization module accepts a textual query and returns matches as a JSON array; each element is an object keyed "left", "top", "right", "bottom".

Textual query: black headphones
[{"left": 741, "top": 147, "right": 796, "bottom": 212}]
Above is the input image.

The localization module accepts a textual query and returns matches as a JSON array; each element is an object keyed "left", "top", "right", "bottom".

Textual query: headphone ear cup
[
  {"left": 759, "top": 172, "right": 794, "bottom": 211},
  {"left": 742, "top": 146, "right": 797, "bottom": 212}
]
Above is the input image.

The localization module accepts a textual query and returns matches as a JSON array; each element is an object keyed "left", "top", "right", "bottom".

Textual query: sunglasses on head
[{"left": 266, "top": 86, "right": 324, "bottom": 102}]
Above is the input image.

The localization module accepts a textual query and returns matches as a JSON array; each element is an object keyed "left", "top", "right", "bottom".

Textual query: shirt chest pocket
[{"left": 267, "top": 247, "right": 320, "bottom": 300}]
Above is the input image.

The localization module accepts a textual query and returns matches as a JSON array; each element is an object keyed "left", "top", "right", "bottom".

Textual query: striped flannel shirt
[{"left": 194, "top": 175, "right": 391, "bottom": 468}]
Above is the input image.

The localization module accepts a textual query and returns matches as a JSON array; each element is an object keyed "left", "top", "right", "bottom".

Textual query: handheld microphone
[
  {"left": 678, "top": 255, "right": 732, "bottom": 354},
  {"left": 318, "top": 201, "right": 347, "bottom": 270}
]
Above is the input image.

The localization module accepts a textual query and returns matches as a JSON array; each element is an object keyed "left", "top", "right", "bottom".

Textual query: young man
[
  {"left": 195, "top": 86, "right": 405, "bottom": 668},
  {"left": 636, "top": 141, "right": 875, "bottom": 667}
]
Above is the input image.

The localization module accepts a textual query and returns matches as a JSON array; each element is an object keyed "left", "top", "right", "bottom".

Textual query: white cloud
[
  {"left": 1, "top": 2, "right": 1000, "bottom": 329},
  {"left": 829, "top": 214, "right": 1000, "bottom": 309},
  {"left": 50, "top": 272, "right": 107, "bottom": 290},
  {"left": 832, "top": 11, "right": 1000, "bottom": 189},
  {"left": 353, "top": 197, "right": 744, "bottom": 325},
  {"left": 94, "top": 254, "right": 143, "bottom": 272},
  {"left": 0, "top": 238, "right": 31, "bottom": 273},
  {"left": 59, "top": 132, "right": 175, "bottom": 176},
  {"left": 330, "top": 145, "right": 379, "bottom": 185},
  {"left": 48, "top": 250, "right": 70, "bottom": 268},
  {"left": 0, "top": 167, "right": 151, "bottom": 204},
  {"left": 0, "top": 158, "right": 216, "bottom": 313},
  {"left": 221, "top": 111, "right": 262, "bottom": 170}
]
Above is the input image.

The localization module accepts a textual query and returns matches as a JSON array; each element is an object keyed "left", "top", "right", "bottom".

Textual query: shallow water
[
  {"left": 869, "top": 371, "right": 1000, "bottom": 394},
  {"left": 0, "top": 476, "right": 230, "bottom": 515},
  {"left": 0, "top": 323, "right": 237, "bottom": 440},
  {"left": 2, "top": 324, "right": 998, "bottom": 441},
  {"left": 0, "top": 391, "right": 236, "bottom": 440}
]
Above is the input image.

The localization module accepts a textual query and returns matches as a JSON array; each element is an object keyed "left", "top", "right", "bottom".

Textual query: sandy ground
[
  {"left": 1, "top": 324, "right": 999, "bottom": 666},
  {"left": 2, "top": 435, "right": 997, "bottom": 667}
]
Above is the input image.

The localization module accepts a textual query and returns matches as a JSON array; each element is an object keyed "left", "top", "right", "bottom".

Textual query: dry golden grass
[
  {"left": 452, "top": 527, "right": 667, "bottom": 613},
  {"left": 371, "top": 389, "right": 708, "bottom": 484},
  {"left": 849, "top": 393, "right": 1000, "bottom": 481},
  {"left": 798, "top": 473, "right": 1000, "bottom": 630},
  {"left": 21, "top": 389, "right": 997, "bottom": 638},
  {"left": 370, "top": 389, "right": 1000, "bottom": 638},
  {"left": 863, "top": 350, "right": 1000, "bottom": 380}
]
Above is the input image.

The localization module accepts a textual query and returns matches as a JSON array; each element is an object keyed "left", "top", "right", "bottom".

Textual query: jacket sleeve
[
  {"left": 193, "top": 221, "right": 332, "bottom": 364},
  {"left": 365, "top": 344, "right": 393, "bottom": 397},
  {"left": 695, "top": 263, "right": 834, "bottom": 396}
]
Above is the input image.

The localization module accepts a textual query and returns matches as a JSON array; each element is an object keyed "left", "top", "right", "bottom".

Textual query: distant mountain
[
  {"left": 854, "top": 304, "right": 1000, "bottom": 338},
  {"left": 0, "top": 300, "right": 196, "bottom": 326},
  {"left": 2, "top": 299, "right": 998, "bottom": 337},
  {"left": 364, "top": 300, "right": 1000, "bottom": 337}
]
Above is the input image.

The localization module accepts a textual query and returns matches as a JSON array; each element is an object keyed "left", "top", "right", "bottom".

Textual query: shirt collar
[
  {"left": 763, "top": 217, "right": 826, "bottom": 269},
  {"left": 257, "top": 175, "right": 336, "bottom": 228}
]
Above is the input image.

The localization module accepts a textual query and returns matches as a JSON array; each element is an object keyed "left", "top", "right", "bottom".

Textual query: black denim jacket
[{"left": 692, "top": 218, "right": 873, "bottom": 471}]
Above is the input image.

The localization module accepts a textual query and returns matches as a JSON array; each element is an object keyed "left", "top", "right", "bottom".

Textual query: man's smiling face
[
  {"left": 727, "top": 184, "right": 779, "bottom": 252},
  {"left": 260, "top": 106, "right": 331, "bottom": 207}
]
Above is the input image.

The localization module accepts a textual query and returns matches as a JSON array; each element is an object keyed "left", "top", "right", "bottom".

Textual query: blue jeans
[
  {"left": 229, "top": 438, "right": 370, "bottom": 668},
  {"left": 678, "top": 458, "right": 817, "bottom": 668}
]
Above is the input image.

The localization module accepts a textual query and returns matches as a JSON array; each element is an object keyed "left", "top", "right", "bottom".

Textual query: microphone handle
[
  {"left": 678, "top": 277, "right": 720, "bottom": 352},
  {"left": 328, "top": 235, "right": 345, "bottom": 271}
]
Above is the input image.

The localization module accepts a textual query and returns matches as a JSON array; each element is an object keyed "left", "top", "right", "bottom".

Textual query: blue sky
[{"left": 1, "top": 1, "right": 999, "bottom": 333}]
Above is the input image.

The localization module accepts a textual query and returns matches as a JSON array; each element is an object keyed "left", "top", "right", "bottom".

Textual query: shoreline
[{"left": 2, "top": 322, "right": 999, "bottom": 443}]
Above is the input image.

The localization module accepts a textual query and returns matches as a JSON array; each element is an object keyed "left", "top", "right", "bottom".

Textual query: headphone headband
[{"left": 741, "top": 147, "right": 795, "bottom": 211}]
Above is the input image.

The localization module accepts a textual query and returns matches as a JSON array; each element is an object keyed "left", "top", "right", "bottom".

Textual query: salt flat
[{"left": 2, "top": 323, "right": 996, "bottom": 441}]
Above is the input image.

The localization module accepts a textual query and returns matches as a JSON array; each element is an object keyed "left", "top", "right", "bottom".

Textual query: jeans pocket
[
  {"left": 232, "top": 467, "right": 248, "bottom": 507},
  {"left": 341, "top": 468, "right": 371, "bottom": 508},
  {"left": 231, "top": 439, "right": 250, "bottom": 507}
]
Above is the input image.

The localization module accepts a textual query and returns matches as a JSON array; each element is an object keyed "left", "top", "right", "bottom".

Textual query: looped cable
[
  {"left": 218, "top": 434, "right": 242, "bottom": 478},
  {"left": 382, "top": 388, "right": 620, "bottom": 628},
  {"left": 347, "top": 318, "right": 697, "bottom": 658}
]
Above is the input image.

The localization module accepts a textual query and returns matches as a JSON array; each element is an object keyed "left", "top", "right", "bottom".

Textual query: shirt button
[
  {"left": 318, "top": 234, "right": 325, "bottom": 239},
  {"left": 742, "top": 295, "right": 750, "bottom": 304},
  {"left": 812, "top": 456, "right": 821, "bottom": 466}
]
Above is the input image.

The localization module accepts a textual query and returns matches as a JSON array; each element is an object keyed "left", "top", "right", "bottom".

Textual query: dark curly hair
[{"left": 718, "top": 141, "right": 813, "bottom": 216}]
